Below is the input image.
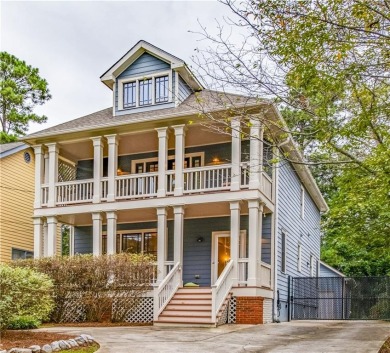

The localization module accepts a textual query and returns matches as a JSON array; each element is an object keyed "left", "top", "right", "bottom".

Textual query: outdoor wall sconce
[{"left": 197, "top": 237, "right": 204, "bottom": 243}]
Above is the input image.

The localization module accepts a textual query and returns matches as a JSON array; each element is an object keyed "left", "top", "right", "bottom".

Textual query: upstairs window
[
  {"left": 139, "top": 78, "right": 152, "bottom": 106},
  {"left": 123, "top": 81, "right": 136, "bottom": 108},
  {"left": 155, "top": 75, "right": 169, "bottom": 103}
]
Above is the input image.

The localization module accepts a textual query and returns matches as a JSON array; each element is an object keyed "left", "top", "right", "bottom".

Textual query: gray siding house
[{"left": 23, "top": 40, "right": 328, "bottom": 326}]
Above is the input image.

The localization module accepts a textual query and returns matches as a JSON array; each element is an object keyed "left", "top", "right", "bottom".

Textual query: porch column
[
  {"left": 33, "top": 145, "right": 44, "bottom": 208},
  {"left": 69, "top": 225, "right": 75, "bottom": 256},
  {"left": 249, "top": 118, "right": 261, "bottom": 190},
  {"left": 156, "top": 127, "right": 168, "bottom": 197},
  {"left": 230, "top": 201, "right": 240, "bottom": 284},
  {"left": 173, "top": 125, "right": 185, "bottom": 196},
  {"left": 106, "top": 134, "right": 118, "bottom": 202},
  {"left": 47, "top": 216, "right": 57, "bottom": 256},
  {"left": 43, "top": 220, "right": 48, "bottom": 256},
  {"left": 33, "top": 217, "right": 43, "bottom": 259},
  {"left": 91, "top": 137, "right": 104, "bottom": 204},
  {"left": 173, "top": 205, "right": 184, "bottom": 267},
  {"left": 92, "top": 212, "right": 103, "bottom": 256},
  {"left": 157, "top": 207, "right": 167, "bottom": 282},
  {"left": 47, "top": 143, "right": 59, "bottom": 207},
  {"left": 247, "top": 199, "right": 260, "bottom": 286},
  {"left": 231, "top": 118, "right": 241, "bottom": 191},
  {"left": 106, "top": 211, "right": 117, "bottom": 255},
  {"left": 44, "top": 152, "right": 49, "bottom": 184}
]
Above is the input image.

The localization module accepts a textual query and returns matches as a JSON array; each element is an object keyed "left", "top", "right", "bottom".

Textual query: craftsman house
[{"left": 23, "top": 40, "right": 328, "bottom": 325}]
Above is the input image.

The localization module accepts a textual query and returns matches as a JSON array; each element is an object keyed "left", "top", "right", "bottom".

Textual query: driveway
[{"left": 41, "top": 320, "right": 389, "bottom": 353}]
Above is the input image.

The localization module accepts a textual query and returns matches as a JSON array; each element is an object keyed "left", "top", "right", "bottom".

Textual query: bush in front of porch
[{"left": 12, "top": 253, "right": 156, "bottom": 323}]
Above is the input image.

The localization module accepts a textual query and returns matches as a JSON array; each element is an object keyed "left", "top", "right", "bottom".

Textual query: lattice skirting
[
  {"left": 121, "top": 297, "right": 154, "bottom": 323},
  {"left": 60, "top": 298, "right": 86, "bottom": 323},
  {"left": 228, "top": 296, "right": 237, "bottom": 324}
]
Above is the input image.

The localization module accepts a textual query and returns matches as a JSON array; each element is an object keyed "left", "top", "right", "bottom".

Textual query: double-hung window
[
  {"left": 155, "top": 75, "right": 169, "bottom": 103},
  {"left": 123, "top": 81, "right": 136, "bottom": 108},
  {"left": 139, "top": 78, "right": 152, "bottom": 106}
]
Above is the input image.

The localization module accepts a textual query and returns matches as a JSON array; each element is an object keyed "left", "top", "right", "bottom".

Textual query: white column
[
  {"left": 47, "top": 216, "right": 57, "bottom": 256},
  {"left": 44, "top": 152, "right": 49, "bottom": 184},
  {"left": 69, "top": 225, "right": 75, "bottom": 256},
  {"left": 33, "top": 145, "right": 44, "bottom": 208},
  {"left": 106, "top": 211, "right": 117, "bottom": 255},
  {"left": 43, "top": 220, "right": 48, "bottom": 256},
  {"left": 106, "top": 134, "right": 118, "bottom": 202},
  {"left": 173, "top": 205, "right": 184, "bottom": 267},
  {"left": 156, "top": 127, "right": 168, "bottom": 197},
  {"left": 91, "top": 137, "right": 104, "bottom": 204},
  {"left": 173, "top": 125, "right": 185, "bottom": 196},
  {"left": 249, "top": 118, "right": 261, "bottom": 189},
  {"left": 47, "top": 143, "right": 58, "bottom": 207},
  {"left": 33, "top": 217, "right": 43, "bottom": 259},
  {"left": 230, "top": 201, "right": 240, "bottom": 284},
  {"left": 231, "top": 118, "right": 241, "bottom": 191},
  {"left": 92, "top": 212, "right": 103, "bottom": 256},
  {"left": 157, "top": 207, "right": 167, "bottom": 282},
  {"left": 247, "top": 199, "right": 260, "bottom": 286}
]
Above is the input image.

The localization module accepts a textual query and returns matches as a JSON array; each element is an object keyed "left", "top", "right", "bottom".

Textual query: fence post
[{"left": 288, "top": 275, "right": 291, "bottom": 322}]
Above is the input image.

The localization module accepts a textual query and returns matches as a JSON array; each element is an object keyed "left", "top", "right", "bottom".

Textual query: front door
[{"left": 212, "top": 232, "right": 231, "bottom": 283}]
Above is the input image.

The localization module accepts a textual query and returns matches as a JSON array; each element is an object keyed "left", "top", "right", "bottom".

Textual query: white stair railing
[
  {"left": 211, "top": 259, "right": 234, "bottom": 323},
  {"left": 153, "top": 262, "right": 181, "bottom": 321}
]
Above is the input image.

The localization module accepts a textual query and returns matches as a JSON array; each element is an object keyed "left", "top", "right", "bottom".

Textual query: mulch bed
[
  {"left": 379, "top": 336, "right": 390, "bottom": 353},
  {"left": 0, "top": 330, "right": 73, "bottom": 351},
  {"left": 42, "top": 322, "right": 152, "bottom": 327}
]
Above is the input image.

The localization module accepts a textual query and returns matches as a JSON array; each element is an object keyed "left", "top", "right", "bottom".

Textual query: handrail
[
  {"left": 153, "top": 262, "right": 181, "bottom": 321},
  {"left": 115, "top": 171, "right": 158, "bottom": 179},
  {"left": 55, "top": 178, "right": 94, "bottom": 186},
  {"left": 211, "top": 259, "right": 234, "bottom": 323}
]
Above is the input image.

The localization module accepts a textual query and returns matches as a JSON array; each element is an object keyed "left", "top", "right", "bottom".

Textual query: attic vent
[{"left": 24, "top": 152, "right": 31, "bottom": 163}]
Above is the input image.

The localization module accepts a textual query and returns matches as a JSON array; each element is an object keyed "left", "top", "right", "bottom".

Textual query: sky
[{"left": 1, "top": 0, "right": 232, "bottom": 133}]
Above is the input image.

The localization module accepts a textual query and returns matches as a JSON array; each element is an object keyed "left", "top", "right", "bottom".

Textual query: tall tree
[
  {"left": 0, "top": 52, "right": 51, "bottom": 141},
  {"left": 193, "top": 0, "right": 390, "bottom": 275}
]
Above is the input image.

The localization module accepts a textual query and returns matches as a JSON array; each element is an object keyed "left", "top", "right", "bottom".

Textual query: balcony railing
[{"left": 40, "top": 164, "right": 273, "bottom": 206}]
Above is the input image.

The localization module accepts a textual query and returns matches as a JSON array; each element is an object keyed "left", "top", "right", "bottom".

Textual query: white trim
[
  {"left": 0, "top": 144, "right": 29, "bottom": 159},
  {"left": 117, "top": 70, "right": 172, "bottom": 111}
]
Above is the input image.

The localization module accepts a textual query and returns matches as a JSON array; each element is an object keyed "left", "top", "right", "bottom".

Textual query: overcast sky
[{"left": 1, "top": 1, "right": 232, "bottom": 133}]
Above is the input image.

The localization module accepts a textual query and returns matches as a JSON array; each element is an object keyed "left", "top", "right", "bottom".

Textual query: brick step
[
  {"left": 165, "top": 304, "right": 211, "bottom": 311},
  {"left": 160, "top": 310, "right": 211, "bottom": 318}
]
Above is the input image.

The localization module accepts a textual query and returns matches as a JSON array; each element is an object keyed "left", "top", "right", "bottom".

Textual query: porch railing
[
  {"left": 116, "top": 172, "right": 158, "bottom": 199},
  {"left": 260, "top": 262, "right": 272, "bottom": 288},
  {"left": 262, "top": 173, "right": 273, "bottom": 200},
  {"left": 211, "top": 259, "right": 234, "bottom": 323},
  {"left": 184, "top": 164, "right": 232, "bottom": 193},
  {"left": 238, "top": 258, "right": 249, "bottom": 286},
  {"left": 166, "top": 170, "right": 175, "bottom": 195},
  {"left": 101, "top": 177, "right": 108, "bottom": 200},
  {"left": 56, "top": 179, "right": 94, "bottom": 205},
  {"left": 153, "top": 262, "right": 181, "bottom": 321},
  {"left": 164, "top": 260, "right": 175, "bottom": 274},
  {"left": 41, "top": 184, "right": 49, "bottom": 206}
]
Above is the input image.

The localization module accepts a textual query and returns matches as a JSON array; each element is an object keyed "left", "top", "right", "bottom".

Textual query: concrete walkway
[{"left": 41, "top": 320, "right": 389, "bottom": 353}]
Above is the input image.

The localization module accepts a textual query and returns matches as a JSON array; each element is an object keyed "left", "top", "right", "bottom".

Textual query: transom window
[{"left": 155, "top": 75, "right": 169, "bottom": 103}]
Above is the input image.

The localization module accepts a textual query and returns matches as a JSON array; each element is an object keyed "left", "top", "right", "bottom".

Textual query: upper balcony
[{"left": 33, "top": 121, "right": 275, "bottom": 210}]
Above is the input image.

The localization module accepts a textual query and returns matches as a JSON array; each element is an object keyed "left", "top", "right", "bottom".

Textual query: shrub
[
  {"left": 0, "top": 264, "right": 54, "bottom": 331},
  {"left": 13, "top": 253, "right": 156, "bottom": 322},
  {"left": 7, "top": 315, "right": 41, "bottom": 330}
]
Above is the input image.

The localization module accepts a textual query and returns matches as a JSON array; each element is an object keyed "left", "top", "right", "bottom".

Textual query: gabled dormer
[{"left": 100, "top": 40, "right": 203, "bottom": 116}]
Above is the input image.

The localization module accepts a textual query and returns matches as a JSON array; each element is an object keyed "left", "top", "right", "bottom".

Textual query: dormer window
[{"left": 118, "top": 71, "right": 172, "bottom": 111}]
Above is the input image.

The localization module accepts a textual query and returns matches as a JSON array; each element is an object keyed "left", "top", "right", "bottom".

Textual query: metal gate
[{"left": 291, "top": 276, "right": 390, "bottom": 320}]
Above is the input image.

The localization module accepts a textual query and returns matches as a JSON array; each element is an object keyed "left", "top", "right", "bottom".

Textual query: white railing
[
  {"left": 184, "top": 164, "right": 232, "bottom": 193},
  {"left": 238, "top": 258, "right": 249, "bottom": 286},
  {"left": 116, "top": 172, "right": 158, "bottom": 199},
  {"left": 260, "top": 262, "right": 272, "bottom": 288},
  {"left": 166, "top": 170, "right": 175, "bottom": 195},
  {"left": 164, "top": 260, "right": 175, "bottom": 274},
  {"left": 262, "top": 173, "right": 273, "bottom": 200},
  {"left": 41, "top": 184, "right": 49, "bottom": 206},
  {"left": 240, "top": 163, "right": 249, "bottom": 188},
  {"left": 153, "top": 262, "right": 181, "bottom": 321},
  {"left": 56, "top": 179, "right": 94, "bottom": 205},
  {"left": 101, "top": 177, "right": 108, "bottom": 200},
  {"left": 211, "top": 259, "right": 234, "bottom": 323}
]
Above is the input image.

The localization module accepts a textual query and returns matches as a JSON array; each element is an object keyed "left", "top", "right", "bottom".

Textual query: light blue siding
[
  {"left": 261, "top": 214, "right": 272, "bottom": 264},
  {"left": 276, "top": 161, "right": 321, "bottom": 321},
  {"left": 178, "top": 75, "right": 192, "bottom": 103},
  {"left": 320, "top": 263, "right": 343, "bottom": 277}
]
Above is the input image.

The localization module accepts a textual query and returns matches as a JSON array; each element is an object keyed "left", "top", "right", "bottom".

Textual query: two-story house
[{"left": 22, "top": 40, "right": 328, "bottom": 326}]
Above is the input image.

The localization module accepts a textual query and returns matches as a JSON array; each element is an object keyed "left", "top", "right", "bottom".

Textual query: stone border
[{"left": 1, "top": 334, "right": 97, "bottom": 353}]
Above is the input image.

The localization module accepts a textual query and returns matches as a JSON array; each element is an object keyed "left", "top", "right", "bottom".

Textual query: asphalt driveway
[{"left": 41, "top": 320, "right": 389, "bottom": 353}]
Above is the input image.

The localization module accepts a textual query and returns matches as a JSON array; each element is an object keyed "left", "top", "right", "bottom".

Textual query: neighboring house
[
  {"left": 320, "top": 261, "right": 345, "bottom": 277},
  {"left": 22, "top": 40, "right": 328, "bottom": 326},
  {"left": 0, "top": 142, "right": 35, "bottom": 261}
]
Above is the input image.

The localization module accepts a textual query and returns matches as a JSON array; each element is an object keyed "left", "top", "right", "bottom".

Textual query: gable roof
[
  {"left": 0, "top": 142, "right": 29, "bottom": 159},
  {"left": 100, "top": 40, "right": 203, "bottom": 91},
  {"left": 320, "top": 261, "right": 345, "bottom": 277}
]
